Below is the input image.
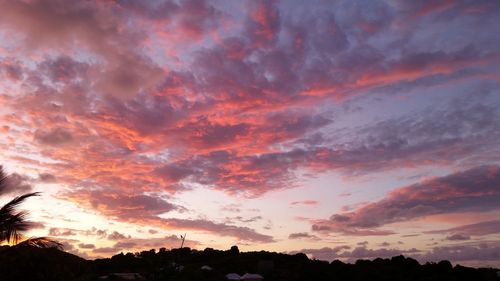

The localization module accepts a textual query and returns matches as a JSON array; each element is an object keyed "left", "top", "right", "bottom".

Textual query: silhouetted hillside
[
  {"left": 0, "top": 244, "right": 92, "bottom": 281},
  {"left": 0, "top": 245, "right": 498, "bottom": 281}
]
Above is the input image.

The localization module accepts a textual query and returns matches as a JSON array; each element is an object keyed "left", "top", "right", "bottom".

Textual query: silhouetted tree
[
  {"left": 0, "top": 166, "right": 41, "bottom": 244},
  {"left": 0, "top": 166, "right": 60, "bottom": 249},
  {"left": 229, "top": 245, "right": 239, "bottom": 255},
  {"left": 0, "top": 192, "right": 40, "bottom": 243}
]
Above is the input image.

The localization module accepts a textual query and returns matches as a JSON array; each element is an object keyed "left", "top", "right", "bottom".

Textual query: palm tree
[
  {"left": 0, "top": 166, "right": 40, "bottom": 244},
  {"left": 0, "top": 166, "right": 60, "bottom": 248},
  {"left": 0, "top": 192, "right": 40, "bottom": 244}
]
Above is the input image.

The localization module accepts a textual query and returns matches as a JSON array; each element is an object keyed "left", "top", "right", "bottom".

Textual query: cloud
[
  {"left": 290, "top": 200, "right": 319, "bottom": 206},
  {"left": 289, "top": 246, "right": 351, "bottom": 261},
  {"left": 119, "top": 0, "right": 222, "bottom": 40},
  {"left": 61, "top": 190, "right": 179, "bottom": 219},
  {"left": 0, "top": 0, "right": 165, "bottom": 99},
  {"left": 117, "top": 235, "right": 196, "bottom": 250},
  {"left": 151, "top": 101, "right": 500, "bottom": 197},
  {"left": 340, "top": 247, "right": 412, "bottom": 260},
  {"left": 48, "top": 226, "right": 111, "bottom": 239},
  {"left": 244, "top": 0, "right": 281, "bottom": 47},
  {"left": 149, "top": 218, "right": 275, "bottom": 243},
  {"left": 445, "top": 234, "right": 470, "bottom": 241},
  {"left": 48, "top": 227, "right": 77, "bottom": 236},
  {"left": 60, "top": 240, "right": 75, "bottom": 251},
  {"left": 60, "top": 189, "right": 274, "bottom": 243},
  {"left": 427, "top": 220, "right": 500, "bottom": 236},
  {"left": 57, "top": 239, "right": 92, "bottom": 259},
  {"left": 1, "top": 0, "right": 497, "bottom": 208},
  {"left": 310, "top": 102, "right": 500, "bottom": 176},
  {"left": 82, "top": 227, "right": 108, "bottom": 238},
  {"left": 0, "top": 172, "right": 32, "bottom": 195},
  {"left": 38, "top": 173, "right": 57, "bottom": 183},
  {"left": 153, "top": 149, "right": 304, "bottom": 196},
  {"left": 226, "top": 216, "right": 263, "bottom": 224},
  {"left": 43, "top": 228, "right": 202, "bottom": 259},
  {"left": 312, "top": 166, "right": 500, "bottom": 234},
  {"left": 221, "top": 204, "right": 242, "bottom": 213},
  {"left": 1, "top": 0, "right": 499, "bottom": 263},
  {"left": 38, "top": 56, "right": 89, "bottom": 83},
  {"left": 312, "top": 223, "right": 395, "bottom": 236},
  {"left": 288, "top": 232, "right": 317, "bottom": 239},
  {"left": 293, "top": 246, "right": 420, "bottom": 262},
  {"left": 34, "top": 127, "right": 74, "bottom": 146},
  {"left": 93, "top": 247, "right": 121, "bottom": 254},
  {"left": 107, "top": 231, "right": 130, "bottom": 241},
  {"left": 89, "top": 235, "right": 200, "bottom": 256},
  {"left": 0, "top": 59, "right": 23, "bottom": 81},
  {"left": 114, "top": 241, "right": 136, "bottom": 249},
  {"left": 419, "top": 242, "right": 500, "bottom": 263},
  {"left": 78, "top": 243, "right": 95, "bottom": 249},
  {"left": 30, "top": 222, "right": 45, "bottom": 229}
]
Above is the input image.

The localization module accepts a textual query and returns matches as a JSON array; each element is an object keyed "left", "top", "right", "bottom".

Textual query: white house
[
  {"left": 201, "top": 265, "right": 213, "bottom": 271},
  {"left": 241, "top": 273, "right": 264, "bottom": 281},
  {"left": 226, "top": 273, "right": 241, "bottom": 280}
]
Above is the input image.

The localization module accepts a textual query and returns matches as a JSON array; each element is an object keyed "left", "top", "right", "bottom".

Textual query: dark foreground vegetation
[{"left": 0, "top": 244, "right": 498, "bottom": 281}]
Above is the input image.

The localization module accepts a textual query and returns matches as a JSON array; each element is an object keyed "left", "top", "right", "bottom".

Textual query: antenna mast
[{"left": 180, "top": 233, "right": 186, "bottom": 248}]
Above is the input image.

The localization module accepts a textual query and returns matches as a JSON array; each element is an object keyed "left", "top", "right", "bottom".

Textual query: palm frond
[
  {"left": 0, "top": 210, "right": 31, "bottom": 243},
  {"left": 0, "top": 166, "right": 8, "bottom": 194},
  {"left": 0, "top": 192, "right": 40, "bottom": 244},
  {"left": 0, "top": 192, "right": 40, "bottom": 215}
]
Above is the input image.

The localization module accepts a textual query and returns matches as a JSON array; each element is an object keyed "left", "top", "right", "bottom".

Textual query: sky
[{"left": 0, "top": 0, "right": 499, "bottom": 267}]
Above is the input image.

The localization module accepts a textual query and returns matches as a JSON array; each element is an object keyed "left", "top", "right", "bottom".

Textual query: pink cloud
[
  {"left": 445, "top": 234, "right": 470, "bottom": 241},
  {"left": 426, "top": 220, "right": 500, "bottom": 236},
  {"left": 34, "top": 127, "right": 74, "bottom": 146},
  {"left": 288, "top": 232, "right": 317, "bottom": 240},
  {"left": 1, "top": 0, "right": 497, "bottom": 202},
  {"left": 108, "top": 231, "right": 131, "bottom": 241},
  {"left": 0, "top": 0, "right": 164, "bottom": 99},
  {"left": 246, "top": 0, "right": 280, "bottom": 46},
  {"left": 78, "top": 243, "right": 95, "bottom": 249},
  {"left": 49, "top": 227, "right": 77, "bottom": 237},
  {"left": 0, "top": 170, "right": 32, "bottom": 195},
  {"left": 290, "top": 200, "right": 319, "bottom": 206},
  {"left": 59, "top": 189, "right": 274, "bottom": 243},
  {"left": 312, "top": 166, "right": 500, "bottom": 234}
]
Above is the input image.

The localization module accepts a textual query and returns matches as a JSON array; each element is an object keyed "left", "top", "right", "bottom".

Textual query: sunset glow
[{"left": 0, "top": 0, "right": 499, "bottom": 267}]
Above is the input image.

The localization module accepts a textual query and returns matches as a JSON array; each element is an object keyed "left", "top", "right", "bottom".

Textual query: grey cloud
[
  {"left": 78, "top": 243, "right": 96, "bottom": 249},
  {"left": 108, "top": 231, "right": 130, "bottom": 241},
  {"left": 38, "top": 173, "right": 57, "bottom": 183},
  {"left": 288, "top": 232, "right": 317, "bottom": 239},
  {"left": 427, "top": 220, "right": 500, "bottom": 236},
  {"left": 49, "top": 227, "right": 77, "bottom": 236},
  {"left": 34, "top": 127, "right": 73, "bottom": 146},
  {"left": 1, "top": 172, "right": 32, "bottom": 195},
  {"left": 446, "top": 234, "right": 470, "bottom": 241},
  {"left": 419, "top": 242, "right": 500, "bottom": 263},
  {"left": 312, "top": 165, "right": 500, "bottom": 233}
]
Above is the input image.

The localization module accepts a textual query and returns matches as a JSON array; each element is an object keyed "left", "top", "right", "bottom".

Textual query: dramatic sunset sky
[{"left": 0, "top": 0, "right": 499, "bottom": 267}]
